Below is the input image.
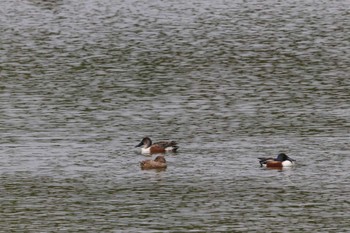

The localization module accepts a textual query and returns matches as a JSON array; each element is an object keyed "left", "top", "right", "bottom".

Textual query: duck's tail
[{"left": 258, "top": 157, "right": 272, "bottom": 167}]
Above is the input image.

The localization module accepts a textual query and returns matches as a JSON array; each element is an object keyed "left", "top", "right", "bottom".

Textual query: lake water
[{"left": 1, "top": 0, "right": 349, "bottom": 232}]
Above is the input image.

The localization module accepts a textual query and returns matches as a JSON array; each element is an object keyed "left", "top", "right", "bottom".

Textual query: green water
[{"left": 1, "top": 0, "right": 349, "bottom": 232}]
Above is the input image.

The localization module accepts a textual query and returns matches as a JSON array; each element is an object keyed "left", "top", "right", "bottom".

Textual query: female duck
[{"left": 140, "top": 155, "right": 167, "bottom": 170}]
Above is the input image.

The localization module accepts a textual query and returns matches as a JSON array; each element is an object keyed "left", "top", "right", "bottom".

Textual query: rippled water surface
[{"left": 1, "top": 0, "right": 350, "bottom": 232}]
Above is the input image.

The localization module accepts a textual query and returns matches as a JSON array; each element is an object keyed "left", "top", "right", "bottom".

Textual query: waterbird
[
  {"left": 135, "top": 137, "right": 178, "bottom": 154},
  {"left": 140, "top": 155, "right": 167, "bottom": 170},
  {"left": 258, "top": 153, "right": 295, "bottom": 168}
]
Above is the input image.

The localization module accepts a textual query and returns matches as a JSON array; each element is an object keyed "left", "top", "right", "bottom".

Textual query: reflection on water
[{"left": 0, "top": 0, "right": 349, "bottom": 232}]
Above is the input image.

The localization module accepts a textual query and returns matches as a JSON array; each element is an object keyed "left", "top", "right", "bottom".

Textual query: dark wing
[{"left": 154, "top": 140, "right": 177, "bottom": 149}]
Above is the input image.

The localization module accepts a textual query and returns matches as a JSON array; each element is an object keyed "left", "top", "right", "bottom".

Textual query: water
[{"left": 1, "top": 0, "right": 350, "bottom": 232}]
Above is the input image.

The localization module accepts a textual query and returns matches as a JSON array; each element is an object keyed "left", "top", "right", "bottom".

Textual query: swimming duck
[
  {"left": 140, "top": 155, "right": 167, "bottom": 170},
  {"left": 135, "top": 137, "right": 178, "bottom": 154},
  {"left": 258, "top": 153, "right": 295, "bottom": 168}
]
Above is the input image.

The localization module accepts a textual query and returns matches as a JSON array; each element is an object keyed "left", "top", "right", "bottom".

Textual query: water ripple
[{"left": 1, "top": 0, "right": 349, "bottom": 232}]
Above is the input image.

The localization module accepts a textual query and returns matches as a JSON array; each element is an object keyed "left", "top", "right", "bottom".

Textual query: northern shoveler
[
  {"left": 258, "top": 153, "right": 295, "bottom": 168},
  {"left": 135, "top": 137, "right": 178, "bottom": 154},
  {"left": 140, "top": 155, "right": 167, "bottom": 170}
]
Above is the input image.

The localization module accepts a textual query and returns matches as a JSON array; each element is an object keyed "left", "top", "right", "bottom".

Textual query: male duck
[
  {"left": 135, "top": 137, "right": 178, "bottom": 154},
  {"left": 258, "top": 153, "right": 295, "bottom": 168},
  {"left": 140, "top": 155, "right": 167, "bottom": 170}
]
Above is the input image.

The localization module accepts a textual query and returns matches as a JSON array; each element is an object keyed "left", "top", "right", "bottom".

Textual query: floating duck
[
  {"left": 258, "top": 153, "right": 295, "bottom": 168},
  {"left": 140, "top": 155, "right": 167, "bottom": 170},
  {"left": 135, "top": 137, "right": 178, "bottom": 154}
]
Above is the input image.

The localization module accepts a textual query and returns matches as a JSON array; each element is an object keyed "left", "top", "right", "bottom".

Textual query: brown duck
[{"left": 140, "top": 155, "right": 167, "bottom": 170}]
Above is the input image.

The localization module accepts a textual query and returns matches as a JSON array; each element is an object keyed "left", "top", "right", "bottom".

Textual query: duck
[
  {"left": 258, "top": 153, "right": 295, "bottom": 168},
  {"left": 140, "top": 155, "right": 167, "bottom": 170},
  {"left": 135, "top": 137, "right": 178, "bottom": 154}
]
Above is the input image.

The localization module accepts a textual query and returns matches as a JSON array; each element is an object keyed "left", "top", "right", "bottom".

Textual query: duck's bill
[{"left": 135, "top": 142, "right": 143, "bottom": 147}]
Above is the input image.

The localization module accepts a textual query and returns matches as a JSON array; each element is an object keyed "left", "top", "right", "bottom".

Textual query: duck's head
[
  {"left": 276, "top": 153, "right": 295, "bottom": 162},
  {"left": 135, "top": 137, "right": 152, "bottom": 148},
  {"left": 154, "top": 155, "right": 166, "bottom": 163}
]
